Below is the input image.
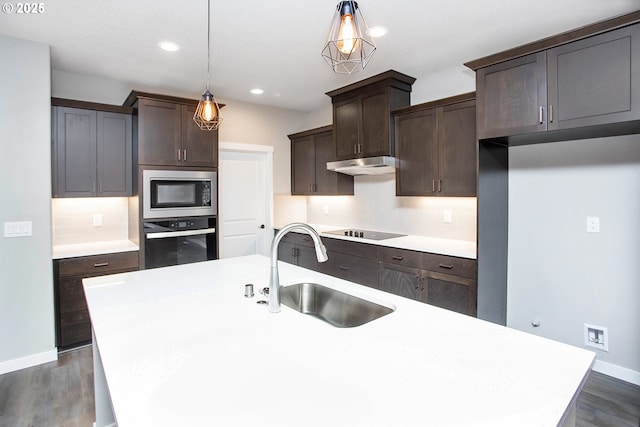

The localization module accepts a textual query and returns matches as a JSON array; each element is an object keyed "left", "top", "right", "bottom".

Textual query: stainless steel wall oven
[{"left": 143, "top": 216, "right": 217, "bottom": 269}]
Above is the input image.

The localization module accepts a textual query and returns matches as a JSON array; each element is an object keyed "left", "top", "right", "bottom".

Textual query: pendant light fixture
[
  {"left": 194, "top": 0, "right": 222, "bottom": 130},
  {"left": 321, "top": 1, "right": 376, "bottom": 74}
]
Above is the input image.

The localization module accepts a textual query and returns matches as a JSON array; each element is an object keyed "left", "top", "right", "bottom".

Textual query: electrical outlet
[
  {"left": 586, "top": 216, "right": 600, "bottom": 233},
  {"left": 323, "top": 205, "right": 329, "bottom": 215},
  {"left": 93, "top": 214, "right": 103, "bottom": 227},
  {"left": 443, "top": 210, "right": 452, "bottom": 223},
  {"left": 584, "top": 323, "right": 609, "bottom": 352}
]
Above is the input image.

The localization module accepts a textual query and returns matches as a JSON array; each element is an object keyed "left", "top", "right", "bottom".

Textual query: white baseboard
[
  {"left": 0, "top": 348, "right": 57, "bottom": 375},
  {"left": 593, "top": 359, "right": 640, "bottom": 386}
]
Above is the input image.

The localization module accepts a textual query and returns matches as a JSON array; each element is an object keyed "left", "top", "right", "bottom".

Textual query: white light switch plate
[
  {"left": 4, "top": 221, "right": 33, "bottom": 237},
  {"left": 443, "top": 210, "right": 452, "bottom": 223},
  {"left": 93, "top": 214, "right": 103, "bottom": 227}
]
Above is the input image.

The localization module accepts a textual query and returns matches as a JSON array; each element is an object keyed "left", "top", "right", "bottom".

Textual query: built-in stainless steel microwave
[{"left": 143, "top": 170, "right": 217, "bottom": 219}]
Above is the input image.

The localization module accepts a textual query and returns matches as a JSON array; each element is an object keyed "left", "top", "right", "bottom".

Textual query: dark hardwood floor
[
  {"left": 0, "top": 346, "right": 94, "bottom": 427},
  {"left": 0, "top": 346, "right": 638, "bottom": 426}
]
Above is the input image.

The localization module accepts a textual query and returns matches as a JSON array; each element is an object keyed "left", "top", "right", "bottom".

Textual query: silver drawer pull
[
  {"left": 391, "top": 256, "right": 404, "bottom": 261},
  {"left": 339, "top": 266, "right": 349, "bottom": 271},
  {"left": 438, "top": 263, "right": 454, "bottom": 269},
  {"left": 94, "top": 262, "right": 109, "bottom": 267}
]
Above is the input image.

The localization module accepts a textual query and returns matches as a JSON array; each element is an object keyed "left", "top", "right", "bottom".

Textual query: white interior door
[{"left": 219, "top": 145, "right": 272, "bottom": 258}]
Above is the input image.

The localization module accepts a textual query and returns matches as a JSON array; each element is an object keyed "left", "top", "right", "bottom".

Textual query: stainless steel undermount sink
[{"left": 279, "top": 283, "right": 394, "bottom": 328}]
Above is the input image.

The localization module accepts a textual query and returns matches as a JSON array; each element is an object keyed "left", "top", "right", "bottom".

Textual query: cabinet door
[
  {"left": 425, "top": 271, "right": 477, "bottom": 316},
  {"left": 291, "top": 135, "right": 316, "bottom": 195},
  {"left": 439, "top": 101, "right": 477, "bottom": 197},
  {"left": 378, "top": 262, "right": 426, "bottom": 302},
  {"left": 394, "top": 108, "right": 438, "bottom": 196},
  {"left": 181, "top": 104, "right": 218, "bottom": 168},
  {"left": 297, "top": 245, "right": 321, "bottom": 271},
  {"left": 313, "top": 130, "right": 353, "bottom": 195},
  {"left": 547, "top": 24, "right": 640, "bottom": 130},
  {"left": 54, "top": 107, "right": 97, "bottom": 197},
  {"left": 137, "top": 99, "right": 181, "bottom": 166},
  {"left": 334, "top": 98, "right": 360, "bottom": 159},
  {"left": 360, "top": 89, "right": 390, "bottom": 157},
  {"left": 476, "top": 52, "right": 547, "bottom": 140},
  {"left": 277, "top": 241, "right": 298, "bottom": 265},
  {"left": 97, "top": 111, "right": 132, "bottom": 196}
]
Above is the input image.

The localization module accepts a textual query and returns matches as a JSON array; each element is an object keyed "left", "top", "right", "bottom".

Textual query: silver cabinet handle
[
  {"left": 183, "top": 150, "right": 187, "bottom": 161},
  {"left": 549, "top": 105, "right": 554, "bottom": 123},
  {"left": 438, "top": 263, "right": 454, "bottom": 270},
  {"left": 539, "top": 106, "right": 544, "bottom": 124},
  {"left": 146, "top": 227, "right": 216, "bottom": 239},
  {"left": 94, "top": 262, "right": 109, "bottom": 267},
  {"left": 177, "top": 149, "right": 181, "bottom": 161}
]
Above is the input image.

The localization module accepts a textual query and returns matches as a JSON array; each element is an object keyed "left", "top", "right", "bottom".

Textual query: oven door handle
[{"left": 146, "top": 228, "right": 216, "bottom": 239}]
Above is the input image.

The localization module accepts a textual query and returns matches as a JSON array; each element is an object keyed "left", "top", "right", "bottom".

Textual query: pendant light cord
[{"left": 207, "top": 0, "right": 211, "bottom": 91}]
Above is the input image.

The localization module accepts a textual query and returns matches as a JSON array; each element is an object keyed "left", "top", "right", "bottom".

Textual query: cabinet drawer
[
  {"left": 377, "top": 246, "right": 422, "bottom": 268},
  {"left": 322, "top": 252, "right": 379, "bottom": 288},
  {"left": 323, "top": 238, "right": 377, "bottom": 260},
  {"left": 58, "top": 251, "right": 139, "bottom": 277},
  {"left": 422, "top": 253, "right": 477, "bottom": 280},
  {"left": 59, "top": 309, "right": 91, "bottom": 347}
]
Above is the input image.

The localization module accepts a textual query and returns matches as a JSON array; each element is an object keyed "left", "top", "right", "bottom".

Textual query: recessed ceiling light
[
  {"left": 367, "top": 26, "right": 388, "bottom": 38},
  {"left": 158, "top": 41, "right": 180, "bottom": 52},
  {"left": 250, "top": 88, "right": 264, "bottom": 95}
]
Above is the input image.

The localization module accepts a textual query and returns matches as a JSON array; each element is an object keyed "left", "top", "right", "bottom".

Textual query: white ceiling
[{"left": 0, "top": 0, "right": 637, "bottom": 112}]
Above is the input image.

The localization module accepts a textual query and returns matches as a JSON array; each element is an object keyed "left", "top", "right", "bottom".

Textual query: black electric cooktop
[{"left": 324, "top": 229, "right": 407, "bottom": 241}]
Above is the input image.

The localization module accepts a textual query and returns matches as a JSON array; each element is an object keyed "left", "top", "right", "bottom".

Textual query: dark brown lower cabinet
[
  {"left": 276, "top": 231, "right": 477, "bottom": 316},
  {"left": 54, "top": 251, "right": 138, "bottom": 350},
  {"left": 378, "top": 262, "right": 427, "bottom": 302},
  {"left": 425, "top": 271, "right": 477, "bottom": 317}
]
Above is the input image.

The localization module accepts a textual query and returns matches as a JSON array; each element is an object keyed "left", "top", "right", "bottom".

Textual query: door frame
[{"left": 218, "top": 141, "right": 274, "bottom": 257}]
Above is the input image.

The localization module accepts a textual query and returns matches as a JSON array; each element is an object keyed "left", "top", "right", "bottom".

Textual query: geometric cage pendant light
[
  {"left": 194, "top": 0, "right": 223, "bottom": 130},
  {"left": 321, "top": 1, "right": 376, "bottom": 74}
]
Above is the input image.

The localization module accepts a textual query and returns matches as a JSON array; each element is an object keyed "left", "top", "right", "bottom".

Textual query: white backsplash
[
  {"left": 304, "top": 175, "right": 477, "bottom": 241},
  {"left": 52, "top": 197, "right": 130, "bottom": 245}
]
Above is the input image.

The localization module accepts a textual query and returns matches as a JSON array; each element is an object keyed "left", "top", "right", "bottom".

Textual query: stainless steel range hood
[{"left": 326, "top": 156, "right": 396, "bottom": 176}]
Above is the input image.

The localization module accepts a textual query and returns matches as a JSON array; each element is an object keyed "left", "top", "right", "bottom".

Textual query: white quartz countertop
[
  {"left": 275, "top": 223, "right": 477, "bottom": 259},
  {"left": 84, "top": 255, "right": 593, "bottom": 427},
  {"left": 52, "top": 240, "right": 139, "bottom": 259}
]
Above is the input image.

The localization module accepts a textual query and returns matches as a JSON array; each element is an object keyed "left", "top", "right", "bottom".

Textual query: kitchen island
[{"left": 84, "top": 255, "right": 594, "bottom": 427}]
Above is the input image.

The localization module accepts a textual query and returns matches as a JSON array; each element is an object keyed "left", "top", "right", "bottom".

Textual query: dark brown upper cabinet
[
  {"left": 470, "top": 18, "right": 640, "bottom": 145},
  {"left": 393, "top": 93, "right": 477, "bottom": 197},
  {"left": 326, "top": 70, "right": 415, "bottom": 160},
  {"left": 124, "top": 91, "right": 219, "bottom": 168},
  {"left": 52, "top": 99, "right": 133, "bottom": 198},
  {"left": 289, "top": 125, "right": 353, "bottom": 196}
]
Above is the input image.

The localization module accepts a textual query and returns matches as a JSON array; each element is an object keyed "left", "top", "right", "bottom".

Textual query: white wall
[
  {"left": 508, "top": 135, "right": 640, "bottom": 383},
  {"left": 305, "top": 175, "right": 477, "bottom": 241},
  {"left": 52, "top": 69, "right": 308, "bottom": 195},
  {"left": 0, "top": 35, "right": 56, "bottom": 372}
]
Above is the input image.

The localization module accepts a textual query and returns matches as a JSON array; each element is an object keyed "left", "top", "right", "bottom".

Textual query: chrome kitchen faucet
[{"left": 269, "top": 223, "right": 328, "bottom": 313}]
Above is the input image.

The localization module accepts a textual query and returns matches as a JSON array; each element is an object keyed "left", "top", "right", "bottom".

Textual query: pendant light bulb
[
  {"left": 337, "top": 12, "right": 358, "bottom": 54},
  {"left": 203, "top": 99, "right": 215, "bottom": 121}
]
